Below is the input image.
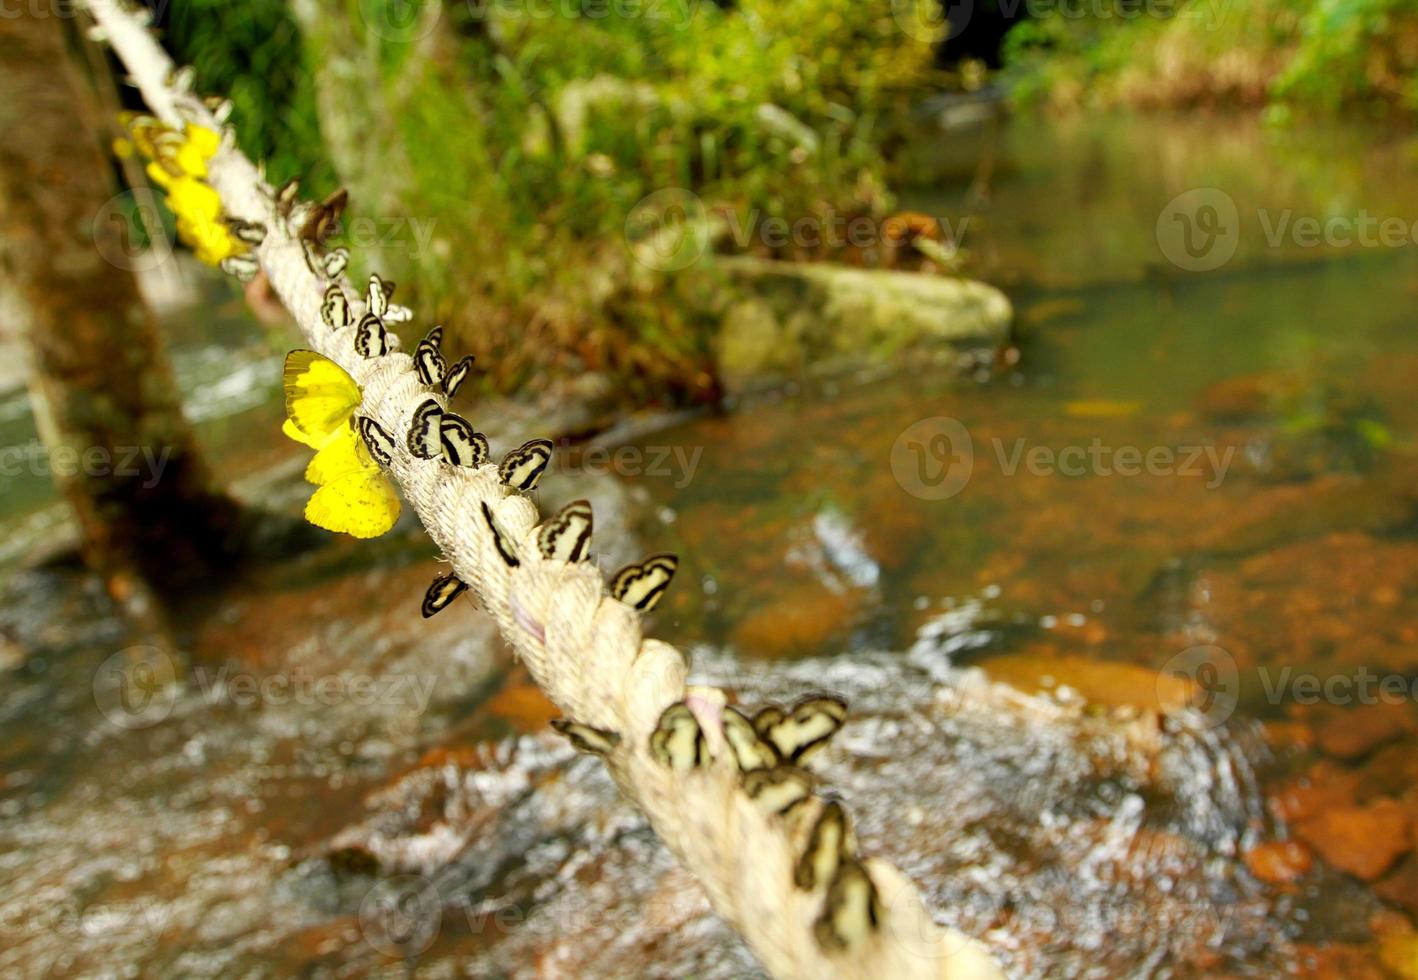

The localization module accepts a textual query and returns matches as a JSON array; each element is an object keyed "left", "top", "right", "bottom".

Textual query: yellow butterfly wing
[
  {"left": 305, "top": 467, "right": 401, "bottom": 538},
  {"left": 284, "top": 349, "right": 362, "bottom": 446},
  {"left": 305, "top": 422, "right": 369, "bottom": 486}
]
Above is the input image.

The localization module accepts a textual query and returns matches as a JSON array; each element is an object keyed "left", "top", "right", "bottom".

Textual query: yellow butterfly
[{"left": 283, "top": 350, "right": 400, "bottom": 538}]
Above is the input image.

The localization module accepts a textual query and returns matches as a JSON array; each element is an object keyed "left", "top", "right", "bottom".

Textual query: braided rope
[{"left": 84, "top": 3, "right": 1003, "bottom": 976}]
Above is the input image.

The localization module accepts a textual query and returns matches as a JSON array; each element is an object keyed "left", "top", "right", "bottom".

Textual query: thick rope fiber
[{"left": 84, "top": 3, "right": 1004, "bottom": 976}]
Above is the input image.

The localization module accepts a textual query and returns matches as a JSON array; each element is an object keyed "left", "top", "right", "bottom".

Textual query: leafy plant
[{"left": 162, "top": 0, "right": 336, "bottom": 192}]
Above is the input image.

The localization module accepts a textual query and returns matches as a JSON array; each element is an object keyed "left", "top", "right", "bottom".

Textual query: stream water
[{"left": 4, "top": 113, "right": 1418, "bottom": 977}]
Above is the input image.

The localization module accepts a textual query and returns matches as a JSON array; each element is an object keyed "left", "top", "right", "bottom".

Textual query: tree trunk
[{"left": 0, "top": 11, "right": 241, "bottom": 598}]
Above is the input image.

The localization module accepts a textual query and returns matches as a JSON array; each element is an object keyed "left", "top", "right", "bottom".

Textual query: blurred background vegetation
[
  {"left": 158, "top": 0, "right": 940, "bottom": 406},
  {"left": 1002, "top": 0, "right": 1418, "bottom": 118},
  {"left": 150, "top": 0, "right": 1418, "bottom": 408}
]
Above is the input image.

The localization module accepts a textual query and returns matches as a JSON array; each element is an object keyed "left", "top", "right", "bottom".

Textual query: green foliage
[
  {"left": 1001, "top": 0, "right": 1418, "bottom": 117},
  {"left": 1272, "top": 0, "right": 1418, "bottom": 113},
  {"left": 163, "top": 0, "right": 336, "bottom": 192},
  {"left": 307, "top": 0, "right": 940, "bottom": 403}
]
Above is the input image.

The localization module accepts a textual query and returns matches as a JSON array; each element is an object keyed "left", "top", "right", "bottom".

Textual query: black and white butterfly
[
  {"left": 755, "top": 696, "right": 847, "bottom": 765},
  {"left": 414, "top": 329, "right": 447, "bottom": 387},
  {"left": 298, "top": 188, "right": 347, "bottom": 247},
  {"left": 167, "top": 65, "right": 196, "bottom": 94},
  {"left": 650, "top": 702, "right": 708, "bottom": 771},
  {"left": 365, "top": 273, "right": 411, "bottom": 323},
  {"left": 407, "top": 399, "right": 443, "bottom": 459},
  {"left": 226, "top": 219, "right": 267, "bottom": 245},
  {"left": 321, "top": 285, "right": 352, "bottom": 330},
  {"left": 358, "top": 416, "right": 396, "bottom": 467},
  {"left": 270, "top": 178, "right": 301, "bottom": 220},
  {"left": 204, "top": 95, "right": 234, "bottom": 124},
  {"left": 366, "top": 274, "right": 394, "bottom": 317},
  {"left": 421, "top": 573, "right": 468, "bottom": 619},
  {"left": 499, "top": 439, "right": 554, "bottom": 493},
  {"left": 742, "top": 765, "right": 814, "bottom": 817},
  {"left": 439, "top": 413, "right": 488, "bottom": 468},
  {"left": 354, "top": 313, "right": 388, "bottom": 358},
  {"left": 814, "top": 860, "right": 881, "bottom": 953},
  {"left": 323, "top": 247, "right": 350, "bottom": 280},
  {"left": 610, "top": 554, "right": 678, "bottom": 612},
  {"left": 795, "top": 799, "right": 855, "bottom": 891},
  {"left": 551, "top": 718, "right": 621, "bottom": 757},
  {"left": 443, "top": 355, "right": 476, "bottom": 399},
  {"left": 481, "top": 501, "right": 520, "bottom": 568},
  {"left": 536, "top": 499, "right": 592, "bottom": 563},
  {"left": 722, "top": 705, "right": 779, "bottom": 772},
  {"left": 220, "top": 254, "right": 259, "bottom": 283}
]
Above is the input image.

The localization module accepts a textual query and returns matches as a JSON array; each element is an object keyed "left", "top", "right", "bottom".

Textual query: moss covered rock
[{"left": 690, "top": 256, "right": 1012, "bottom": 392}]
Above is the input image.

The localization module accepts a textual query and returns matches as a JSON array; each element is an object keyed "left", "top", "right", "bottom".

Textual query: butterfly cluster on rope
[
  {"left": 81, "top": 0, "right": 1005, "bottom": 964},
  {"left": 557, "top": 691, "right": 881, "bottom": 951},
  {"left": 282, "top": 262, "right": 681, "bottom": 620},
  {"left": 275, "top": 190, "right": 880, "bottom": 957}
]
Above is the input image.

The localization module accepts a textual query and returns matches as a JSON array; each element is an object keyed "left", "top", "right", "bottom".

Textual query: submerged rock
[
  {"left": 1244, "top": 840, "right": 1314, "bottom": 885},
  {"left": 1295, "top": 799, "right": 1411, "bottom": 882}
]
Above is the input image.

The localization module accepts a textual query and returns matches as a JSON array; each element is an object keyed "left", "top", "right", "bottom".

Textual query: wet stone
[
  {"left": 1243, "top": 840, "right": 1313, "bottom": 885},
  {"left": 1295, "top": 798, "right": 1412, "bottom": 882},
  {"left": 1315, "top": 703, "right": 1415, "bottom": 761},
  {"left": 1375, "top": 853, "right": 1418, "bottom": 918}
]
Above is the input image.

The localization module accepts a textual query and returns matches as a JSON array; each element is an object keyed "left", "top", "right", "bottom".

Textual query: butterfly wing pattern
[
  {"left": 443, "top": 355, "right": 476, "bottom": 398},
  {"left": 610, "top": 554, "right": 679, "bottom": 612},
  {"left": 421, "top": 573, "right": 468, "bottom": 618},
  {"left": 283, "top": 349, "right": 362, "bottom": 447},
  {"left": 282, "top": 351, "right": 400, "bottom": 538}
]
